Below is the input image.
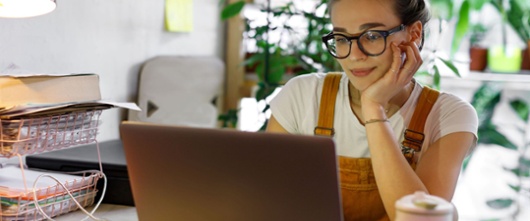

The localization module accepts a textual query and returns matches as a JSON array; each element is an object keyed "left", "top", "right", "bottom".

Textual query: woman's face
[{"left": 330, "top": 0, "right": 410, "bottom": 91}]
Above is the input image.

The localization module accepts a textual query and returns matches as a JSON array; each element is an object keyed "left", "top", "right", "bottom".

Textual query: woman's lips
[{"left": 350, "top": 67, "right": 375, "bottom": 77}]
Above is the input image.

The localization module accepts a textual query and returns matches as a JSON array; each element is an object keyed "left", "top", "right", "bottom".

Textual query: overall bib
[{"left": 314, "top": 73, "right": 439, "bottom": 221}]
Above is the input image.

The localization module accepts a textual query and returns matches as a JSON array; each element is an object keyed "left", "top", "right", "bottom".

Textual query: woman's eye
[
  {"left": 363, "top": 33, "right": 381, "bottom": 41},
  {"left": 334, "top": 37, "right": 349, "bottom": 44}
]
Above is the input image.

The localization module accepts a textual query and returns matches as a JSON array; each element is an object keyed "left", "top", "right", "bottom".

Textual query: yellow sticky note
[{"left": 165, "top": 0, "right": 193, "bottom": 32}]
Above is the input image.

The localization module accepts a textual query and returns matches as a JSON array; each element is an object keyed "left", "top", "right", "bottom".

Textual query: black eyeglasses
[{"left": 322, "top": 24, "right": 405, "bottom": 58}]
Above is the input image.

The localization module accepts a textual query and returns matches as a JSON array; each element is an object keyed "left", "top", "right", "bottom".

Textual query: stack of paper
[
  {"left": 0, "top": 166, "right": 100, "bottom": 220},
  {"left": 0, "top": 73, "right": 101, "bottom": 110},
  {"left": 0, "top": 72, "right": 139, "bottom": 119},
  {"left": 0, "top": 70, "right": 140, "bottom": 157}
]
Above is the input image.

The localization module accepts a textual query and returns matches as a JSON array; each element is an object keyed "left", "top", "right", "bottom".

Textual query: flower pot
[
  {"left": 522, "top": 41, "right": 530, "bottom": 70},
  {"left": 488, "top": 45, "right": 522, "bottom": 73},
  {"left": 245, "top": 52, "right": 259, "bottom": 73},
  {"left": 469, "top": 47, "right": 488, "bottom": 71}
]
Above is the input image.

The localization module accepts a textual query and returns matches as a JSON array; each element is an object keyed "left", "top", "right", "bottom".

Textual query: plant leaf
[
  {"left": 509, "top": 184, "right": 521, "bottom": 192},
  {"left": 451, "top": 0, "right": 470, "bottom": 58},
  {"left": 471, "top": 84, "right": 501, "bottom": 126},
  {"left": 507, "top": 161, "right": 529, "bottom": 180},
  {"left": 430, "top": 0, "right": 454, "bottom": 20},
  {"left": 438, "top": 57, "right": 461, "bottom": 77},
  {"left": 259, "top": 119, "right": 268, "bottom": 131},
  {"left": 221, "top": 1, "right": 245, "bottom": 20},
  {"left": 433, "top": 65, "right": 441, "bottom": 90},
  {"left": 242, "top": 53, "right": 264, "bottom": 67},
  {"left": 509, "top": 99, "right": 529, "bottom": 122},
  {"left": 255, "top": 83, "right": 278, "bottom": 101},
  {"left": 218, "top": 0, "right": 226, "bottom": 7},
  {"left": 520, "top": 157, "right": 530, "bottom": 177},
  {"left": 508, "top": 0, "right": 530, "bottom": 41},
  {"left": 266, "top": 57, "right": 286, "bottom": 84},
  {"left": 462, "top": 153, "right": 473, "bottom": 171},
  {"left": 469, "top": 0, "right": 490, "bottom": 10},
  {"left": 218, "top": 108, "right": 239, "bottom": 128},
  {"left": 521, "top": 157, "right": 530, "bottom": 168},
  {"left": 486, "top": 198, "right": 514, "bottom": 209},
  {"left": 477, "top": 125, "right": 518, "bottom": 149}
]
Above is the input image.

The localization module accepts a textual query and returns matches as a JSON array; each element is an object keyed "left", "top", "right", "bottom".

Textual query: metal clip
[{"left": 314, "top": 126, "right": 335, "bottom": 136}]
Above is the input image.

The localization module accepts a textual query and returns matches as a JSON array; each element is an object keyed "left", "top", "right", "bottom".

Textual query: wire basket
[
  {"left": 0, "top": 110, "right": 102, "bottom": 158},
  {"left": 1, "top": 190, "right": 97, "bottom": 221},
  {"left": 0, "top": 170, "right": 100, "bottom": 220}
]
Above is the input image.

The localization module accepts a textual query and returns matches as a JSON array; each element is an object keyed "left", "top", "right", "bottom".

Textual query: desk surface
[{"left": 54, "top": 204, "right": 137, "bottom": 221}]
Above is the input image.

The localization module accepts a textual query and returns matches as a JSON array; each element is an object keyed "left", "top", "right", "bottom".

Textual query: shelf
[
  {"left": 439, "top": 70, "right": 530, "bottom": 92},
  {"left": 446, "top": 70, "right": 530, "bottom": 83}
]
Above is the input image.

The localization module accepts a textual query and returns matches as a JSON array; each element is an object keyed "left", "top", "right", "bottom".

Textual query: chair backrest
[{"left": 128, "top": 56, "right": 224, "bottom": 128}]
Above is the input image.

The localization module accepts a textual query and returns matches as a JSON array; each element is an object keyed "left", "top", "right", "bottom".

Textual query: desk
[{"left": 54, "top": 204, "right": 137, "bottom": 221}]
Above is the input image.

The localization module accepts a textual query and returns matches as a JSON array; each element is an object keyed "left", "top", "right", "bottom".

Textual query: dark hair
[{"left": 328, "top": 0, "right": 430, "bottom": 50}]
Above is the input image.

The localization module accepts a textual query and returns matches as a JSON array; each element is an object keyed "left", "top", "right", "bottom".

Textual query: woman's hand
[{"left": 360, "top": 41, "right": 423, "bottom": 112}]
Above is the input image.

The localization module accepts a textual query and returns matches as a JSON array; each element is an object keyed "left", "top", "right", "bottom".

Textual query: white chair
[{"left": 128, "top": 56, "right": 224, "bottom": 128}]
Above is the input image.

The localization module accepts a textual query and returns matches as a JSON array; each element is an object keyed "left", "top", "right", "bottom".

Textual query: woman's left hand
[{"left": 360, "top": 41, "right": 423, "bottom": 110}]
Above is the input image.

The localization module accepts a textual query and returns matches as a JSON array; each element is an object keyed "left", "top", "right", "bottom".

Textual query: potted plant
[
  {"left": 502, "top": 0, "right": 530, "bottom": 70},
  {"left": 469, "top": 23, "right": 489, "bottom": 71},
  {"left": 486, "top": 0, "right": 524, "bottom": 73}
]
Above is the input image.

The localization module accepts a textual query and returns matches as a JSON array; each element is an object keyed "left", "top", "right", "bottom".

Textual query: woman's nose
[{"left": 347, "top": 41, "right": 367, "bottom": 61}]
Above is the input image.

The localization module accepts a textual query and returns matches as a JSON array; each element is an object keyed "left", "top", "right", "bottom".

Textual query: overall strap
[
  {"left": 402, "top": 86, "right": 440, "bottom": 168},
  {"left": 314, "top": 73, "right": 342, "bottom": 136}
]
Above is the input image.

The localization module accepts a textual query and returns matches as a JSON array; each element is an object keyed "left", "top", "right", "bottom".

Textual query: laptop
[{"left": 119, "top": 121, "right": 343, "bottom": 221}]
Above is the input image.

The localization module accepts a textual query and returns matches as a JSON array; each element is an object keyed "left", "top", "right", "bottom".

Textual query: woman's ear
[{"left": 408, "top": 20, "right": 423, "bottom": 45}]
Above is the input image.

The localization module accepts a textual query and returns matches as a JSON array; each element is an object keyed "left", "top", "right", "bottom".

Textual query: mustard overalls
[{"left": 314, "top": 73, "right": 439, "bottom": 220}]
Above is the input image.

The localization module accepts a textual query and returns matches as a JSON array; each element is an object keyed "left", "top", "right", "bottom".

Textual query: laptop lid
[{"left": 119, "top": 121, "right": 343, "bottom": 221}]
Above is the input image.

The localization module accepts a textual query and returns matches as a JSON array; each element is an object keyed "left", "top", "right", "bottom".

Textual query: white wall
[{"left": 0, "top": 0, "right": 224, "bottom": 141}]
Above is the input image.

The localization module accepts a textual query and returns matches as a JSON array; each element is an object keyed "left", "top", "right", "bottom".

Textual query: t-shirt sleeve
[
  {"left": 269, "top": 74, "right": 317, "bottom": 133},
  {"left": 427, "top": 93, "right": 479, "bottom": 154}
]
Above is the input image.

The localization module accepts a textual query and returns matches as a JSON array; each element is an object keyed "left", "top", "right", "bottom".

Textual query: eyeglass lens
[{"left": 325, "top": 31, "right": 387, "bottom": 57}]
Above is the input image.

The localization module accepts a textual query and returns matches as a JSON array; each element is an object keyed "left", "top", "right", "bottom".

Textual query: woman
[{"left": 266, "top": 0, "right": 478, "bottom": 220}]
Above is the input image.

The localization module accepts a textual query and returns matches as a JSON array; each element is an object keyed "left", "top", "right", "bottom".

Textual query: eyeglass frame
[{"left": 321, "top": 24, "right": 405, "bottom": 58}]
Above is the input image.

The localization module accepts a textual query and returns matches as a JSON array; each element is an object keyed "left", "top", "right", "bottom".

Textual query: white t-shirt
[{"left": 269, "top": 72, "right": 478, "bottom": 158}]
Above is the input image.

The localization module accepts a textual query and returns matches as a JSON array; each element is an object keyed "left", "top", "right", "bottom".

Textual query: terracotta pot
[
  {"left": 245, "top": 52, "right": 259, "bottom": 73},
  {"left": 469, "top": 47, "right": 488, "bottom": 71},
  {"left": 522, "top": 41, "right": 530, "bottom": 70}
]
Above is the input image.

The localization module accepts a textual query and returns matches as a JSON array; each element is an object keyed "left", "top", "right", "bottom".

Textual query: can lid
[{"left": 395, "top": 191, "right": 453, "bottom": 215}]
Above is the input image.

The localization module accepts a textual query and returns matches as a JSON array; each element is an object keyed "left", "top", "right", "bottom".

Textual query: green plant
[
  {"left": 417, "top": 0, "right": 498, "bottom": 89},
  {"left": 469, "top": 23, "right": 488, "bottom": 47},
  {"left": 217, "top": 108, "right": 239, "bottom": 128},
  {"left": 219, "top": 0, "right": 339, "bottom": 130},
  {"left": 499, "top": 0, "right": 530, "bottom": 42},
  {"left": 417, "top": 0, "right": 476, "bottom": 89},
  {"left": 466, "top": 83, "right": 530, "bottom": 216},
  {"left": 430, "top": 0, "right": 477, "bottom": 57}
]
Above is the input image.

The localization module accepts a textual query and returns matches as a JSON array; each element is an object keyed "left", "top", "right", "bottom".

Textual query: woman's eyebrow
[
  {"left": 359, "top": 22, "right": 386, "bottom": 30},
  {"left": 332, "top": 22, "right": 387, "bottom": 33},
  {"left": 332, "top": 27, "right": 348, "bottom": 32}
]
